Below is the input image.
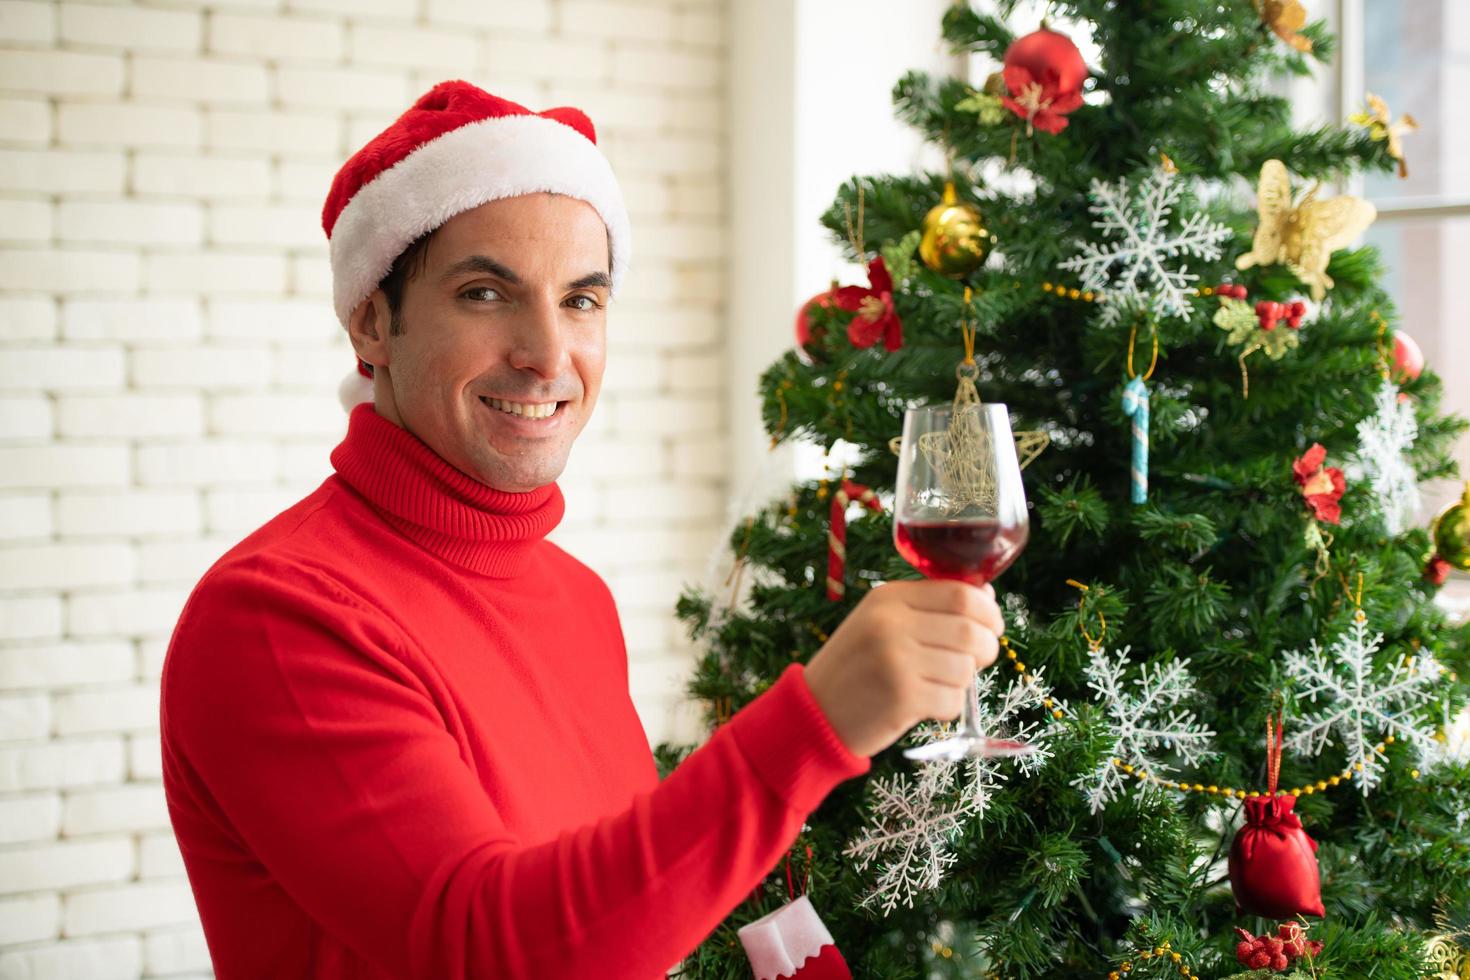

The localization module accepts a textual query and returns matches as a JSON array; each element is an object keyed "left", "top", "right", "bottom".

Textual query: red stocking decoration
[
  {"left": 737, "top": 896, "right": 850, "bottom": 980},
  {"left": 1228, "top": 710, "right": 1326, "bottom": 918},
  {"left": 738, "top": 848, "right": 851, "bottom": 980}
]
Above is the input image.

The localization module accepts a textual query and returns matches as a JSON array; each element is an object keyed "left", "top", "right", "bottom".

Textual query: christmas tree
[{"left": 657, "top": 3, "right": 1470, "bottom": 977}]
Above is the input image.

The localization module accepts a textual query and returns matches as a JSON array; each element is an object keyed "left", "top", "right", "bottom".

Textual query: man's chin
[{"left": 467, "top": 457, "right": 566, "bottom": 493}]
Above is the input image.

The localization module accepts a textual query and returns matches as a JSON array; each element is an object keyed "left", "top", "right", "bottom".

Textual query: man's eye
[
  {"left": 461, "top": 286, "right": 501, "bottom": 302},
  {"left": 567, "top": 295, "right": 601, "bottom": 312}
]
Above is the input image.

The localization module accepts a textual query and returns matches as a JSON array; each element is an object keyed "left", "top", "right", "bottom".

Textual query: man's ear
[{"left": 346, "top": 289, "right": 392, "bottom": 371}]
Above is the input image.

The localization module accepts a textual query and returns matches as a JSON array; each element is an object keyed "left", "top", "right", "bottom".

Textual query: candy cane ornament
[
  {"left": 1121, "top": 375, "right": 1150, "bottom": 504},
  {"left": 827, "top": 479, "right": 883, "bottom": 601}
]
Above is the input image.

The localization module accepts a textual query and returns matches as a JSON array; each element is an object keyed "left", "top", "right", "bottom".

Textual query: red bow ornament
[
  {"left": 1001, "top": 27, "right": 1088, "bottom": 134},
  {"left": 1292, "top": 443, "right": 1346, "bottom": 525},
  {"left": 833, "top": 258, "right": 904, "bottom": 352}
]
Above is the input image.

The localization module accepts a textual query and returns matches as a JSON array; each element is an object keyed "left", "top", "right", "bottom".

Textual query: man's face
[{"left": 351, "top": 193, "right": 610, "bottom": 493}]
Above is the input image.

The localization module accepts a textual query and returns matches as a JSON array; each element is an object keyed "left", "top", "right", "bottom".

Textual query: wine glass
[{"left": 892, "top": 401, "right": 1035, "bottom": 761}]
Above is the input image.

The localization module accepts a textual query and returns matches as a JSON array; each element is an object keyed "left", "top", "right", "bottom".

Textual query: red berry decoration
[
  {"left": 1392, "top": 328, "right": 1424, "bottom": 380},
  {"left": 1233, "top": 924, "right": 1323, "bottom": 973},
  {"left": 1216, "top": 283, "right": 1248, "bottom": 299},
  {"left": 1256, "top": 300, "right": 1283, "bottom": 331},
  {"left": 1285, "top": 300, "right": 1307, "bottom": 329},
  {"left": 1425, "top": 554, "right": 1452, "bottom": 585},
  {"left": 1001, "top": 26, "right": 1088, "bottom": 134}
]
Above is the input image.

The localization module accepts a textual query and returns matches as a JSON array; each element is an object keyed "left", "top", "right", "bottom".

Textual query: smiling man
[{"left": 160, "top": 81, "right": 1007, "bottom": 979}]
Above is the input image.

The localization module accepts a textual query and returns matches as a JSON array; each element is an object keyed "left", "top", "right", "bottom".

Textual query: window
[{"left": 1342, "top": 0, "right": 1470, "bottom": 605}]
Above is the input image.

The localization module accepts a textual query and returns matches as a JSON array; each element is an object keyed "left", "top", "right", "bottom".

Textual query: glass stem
[{"left": 958, "top": 679, "right": 983, "bottom": 739}]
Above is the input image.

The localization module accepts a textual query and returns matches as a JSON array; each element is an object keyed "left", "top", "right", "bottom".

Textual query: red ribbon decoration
[{"left": 784, "top": 843, "right": 813, "bottom": 900}]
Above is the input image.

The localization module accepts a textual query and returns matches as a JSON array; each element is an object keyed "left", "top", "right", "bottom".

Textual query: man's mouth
[{"left": 482, "top": 396, "right": 565, "bottom": 420}]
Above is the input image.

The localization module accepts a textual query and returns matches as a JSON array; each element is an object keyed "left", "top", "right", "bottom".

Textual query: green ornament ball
[{"left": 1432, "top": 485, "right": 1470, "bottom": 570}]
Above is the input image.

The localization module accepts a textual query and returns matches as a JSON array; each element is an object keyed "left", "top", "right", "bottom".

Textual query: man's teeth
[{"left": 485, "top": 397, "right": 558, "bottom": 419}]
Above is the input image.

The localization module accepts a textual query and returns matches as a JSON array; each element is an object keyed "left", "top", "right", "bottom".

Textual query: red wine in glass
[
  {"left": 894, "top": 518, "right": 1029, "bottom": 586},
  {"left": 893, "top": 401, "right": 1035, "bottom": 761}
]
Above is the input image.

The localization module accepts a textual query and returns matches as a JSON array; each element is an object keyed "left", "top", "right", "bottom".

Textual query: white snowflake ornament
[
  {"left": 1346, "top": 379, "right": 1419, "bottom": 535},
  {"left": 1072, "top": 646, "right": 1216, "bottom": 813},
  {"left": 1282, "top": 610, "right": 1444, "bottom": 793},
  {"left": 1058, "top": 166, "right": 1232, "bottom": 327},
  {"left": 844, "top": 665, "right": 1062, "bottom": 914}
]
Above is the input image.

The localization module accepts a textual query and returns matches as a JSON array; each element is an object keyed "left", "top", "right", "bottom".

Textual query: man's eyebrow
[
  {"left": 567, "top": 271, "right": 612, "bottom": 290},
  {"left": 439, "top": 255, "right": 521, "bottom": 284}
]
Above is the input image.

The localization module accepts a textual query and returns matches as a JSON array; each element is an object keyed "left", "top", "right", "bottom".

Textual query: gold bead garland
[
  {"left": 929, "top": 939, "right": 955, "bottom": 959},
  {"left": 1041, "top": 282, "right": 1219, "bottom": 304},
  {"left": 1108, "top": 734, "right": 1395, "bottom": 801},
  {"left": 1002, "top": 636, "right": 1065, "bottom": 720},
  {"left": 1041, "top": 281, "right": 1103, "bottom": 304}
]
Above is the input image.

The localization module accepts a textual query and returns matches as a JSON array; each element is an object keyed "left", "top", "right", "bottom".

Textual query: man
[{"left": 160, "top": 80, "right": 1005, "bottom": 978}]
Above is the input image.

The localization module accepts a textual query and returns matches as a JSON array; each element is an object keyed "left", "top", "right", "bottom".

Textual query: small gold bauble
[
  {"left": 1432, "top": 484, "right": 1470, "bottom": 570},
  {"left": 1425, "top": 934, "right": 1469, "bottom": 979},
  {"left": 919, "top": 180, "right": 991, "bottom": 278}
]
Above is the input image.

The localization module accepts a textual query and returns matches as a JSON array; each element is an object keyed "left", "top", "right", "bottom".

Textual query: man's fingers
[
  {"left": 897, "top": 580, "right": 1004, "bottom": 635},
  {"left": 913, "top": 648, "right": 978, "bottom": 690},
  {"left": 914, "top": 613, "right": 1001, "bottom": 667}
]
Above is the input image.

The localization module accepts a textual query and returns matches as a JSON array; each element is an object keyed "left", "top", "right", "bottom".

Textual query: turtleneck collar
[{"left": 330, "top": 402, "right": 564, "bottom": 579}]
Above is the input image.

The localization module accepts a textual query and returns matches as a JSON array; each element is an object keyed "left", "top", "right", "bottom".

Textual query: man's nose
[{"left": 506, "top": 298, "right": 569, "bottom": 379}]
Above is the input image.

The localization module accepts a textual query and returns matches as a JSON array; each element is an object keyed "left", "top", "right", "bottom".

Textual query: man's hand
[{"left": 802, "top": 580, "right": 1005, "bottom": 757}]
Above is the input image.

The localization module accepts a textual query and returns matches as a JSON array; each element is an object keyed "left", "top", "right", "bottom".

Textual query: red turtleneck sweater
[{"left": 160, "top": 402, "right": 870, "bottom": 979}]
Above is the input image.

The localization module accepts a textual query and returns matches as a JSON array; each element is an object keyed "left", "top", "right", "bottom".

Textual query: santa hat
[{"left": 323, "top": 79, "right": 631, "bottom": 411}]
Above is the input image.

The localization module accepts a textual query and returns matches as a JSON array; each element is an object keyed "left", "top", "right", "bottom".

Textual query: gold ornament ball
[
  {"left": 1426, "top": 935, "right": 1470, "bottom": 979},
  {"left": 1432, "top": 484, "right": 1470, "bottom": 570},
  {"left": 919, "top": 180, "right": 991, "bottom": 278}
]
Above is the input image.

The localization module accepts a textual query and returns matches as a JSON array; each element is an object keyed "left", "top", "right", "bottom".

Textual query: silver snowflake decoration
[
  {"left": 1346, "top": 379, "right": 1419, "bottom": 535},
  {"left": 1072, "top": 646, "right": 1215, "bottom": 813},
  {"left": 844, "top": 666, "right": 1062, "bottom": 914},
  {"left": 1283, "top": 610, "right": 1444, "bottom": 793},
  {"left": 1058, "top": 167, "right": 1232, "bottom": 327}
]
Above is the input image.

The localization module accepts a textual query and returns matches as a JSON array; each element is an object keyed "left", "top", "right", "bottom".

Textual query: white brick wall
[{"left": 0, "top": 0, "right": 728, "bottom": 972}]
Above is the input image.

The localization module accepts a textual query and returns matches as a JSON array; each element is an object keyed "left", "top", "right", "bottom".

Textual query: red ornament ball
[
  {"left": 1392, "top": 329, "right": 1424, "bottom": 381},
  {"left": 1001, "top": 27, "right": 1087, "bottom": 134},
  {"left": 794, "top": 284, "right": 838, "bottom": 363}
]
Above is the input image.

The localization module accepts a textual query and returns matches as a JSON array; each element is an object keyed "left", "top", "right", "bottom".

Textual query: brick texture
[{"left": 0, "top": 0, "right": 728, "bottom": 971}]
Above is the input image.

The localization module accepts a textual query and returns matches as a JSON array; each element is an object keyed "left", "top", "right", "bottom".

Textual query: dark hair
[{"left": 378, "top": 228, "right": 436, "bottom": 337}]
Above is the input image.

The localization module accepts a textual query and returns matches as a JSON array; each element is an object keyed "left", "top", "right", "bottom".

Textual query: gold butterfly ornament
[
  {"left": 1235, "top": 159, "right": 1376, "bottom": 302},
  {"left": 1350, "top": 92, "right": 1418, "bottom": 179},
  {"left": 1260, "top": 0, "right": 1313, "bottom": 52}
]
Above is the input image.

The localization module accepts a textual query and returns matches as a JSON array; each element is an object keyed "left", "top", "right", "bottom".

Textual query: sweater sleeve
[{"left": 161, "top": 554, "right": 870, "bottom": 979}]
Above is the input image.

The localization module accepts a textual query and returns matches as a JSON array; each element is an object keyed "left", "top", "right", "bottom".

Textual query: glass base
[{"left": 902, "top": 734, "right": 1038, "bottom": 761}]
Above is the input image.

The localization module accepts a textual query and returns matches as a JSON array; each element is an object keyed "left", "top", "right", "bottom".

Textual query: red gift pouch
[{"left": 1228, "top": 710, "right": 1325, "bottom": 918}]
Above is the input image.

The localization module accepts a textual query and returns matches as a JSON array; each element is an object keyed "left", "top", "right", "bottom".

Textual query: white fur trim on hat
[
  {"left": 328, "top": 113, "right": 631, "bottom": 328},
  {"left": 337, "top": 366, "right": 374, "bottom": 412}
]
